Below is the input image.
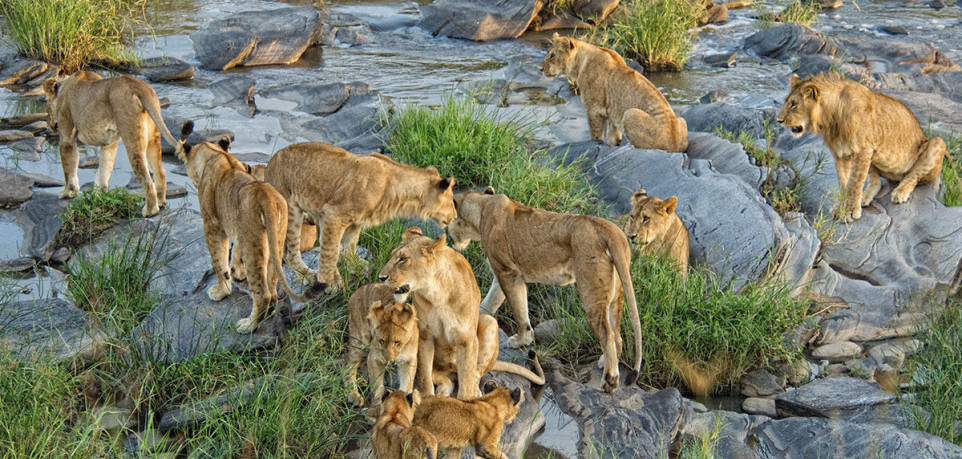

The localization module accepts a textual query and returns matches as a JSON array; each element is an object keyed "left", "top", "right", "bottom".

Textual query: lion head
[
  {"left": 447, "top": 187, "right": 494, "bottom": 251},
  {"left": 421, "top": 168, "right": 458, "bottom": 228},
  {"left": 377, "top": 227, "right": 446, "bottom": 301},
  {"left": 625, "top": 189, "right": 679, "bottom": 246},
  {"left": 368, "top": 299, "right": 418, "bottom": 364},
  {"left": 176, "top": 120, "right": 241, "bottom": 185},
  {"left": 377, "top": 389, "right": 416, "bottom": 422},
  {"left": 481, "top": 380, "right": 523, "bottom": 424},
  {"left": 777, "top": 74, "right": 823, "bottom": 138},
  {"left": 540, "top": 33, "right": 576, "bottom": 78}
]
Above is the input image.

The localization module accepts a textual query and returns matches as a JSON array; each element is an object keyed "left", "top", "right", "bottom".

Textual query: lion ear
[
  {"left": 661, "top": 196, "right": 678, "bottom": 214},
  {"left": 180, "top": 120, "right": 195, "bottom": 141},
  {"left": 483, "top": 186, "right": 495, "bottom": 195},
  {"left": 438, "top": 176, "right": 454, "bottom": 191},
  {"left": 510, "top": 387, "right": 523, "bottom": 405},
  {"left": 564, "top": 37, "right": 574, "bottom": 51},
  {"left": 804, "top": 83, "right": 820, "bottom": 101},
  {"left": 382, "top": 390, "right": 392, "bottom": 403},
  {"left": 552, "top": 32, "right": 561, "bottom": 42},
  {"left": 367, "top": 300, "right": 383, "bottom": 322},
  {"left": 402, "top": 226, "right": 423, "bottom": 242},
  {"left": 405, "top": 392, "right": 414, "bottom": 407},
  {"left": 631, "top": 189, "right": 648, "bottom": 207},
  {"left": 217, "top": 138, "right": 231, "bottom": 152},
  {"left": 426, "top": 165, "right": 439, "bottom": 175},
  {"left": 43, "top": 78, "right": 59, "bottom": 97},
  {"left": 483, "top": 380, "right": 498, "bottom": 394},
  {"left": 432, "top": 235, "right": 447, "bottom": 251},
  {"left": 790, "top": 74, "right": 800, "bottom": 88}
]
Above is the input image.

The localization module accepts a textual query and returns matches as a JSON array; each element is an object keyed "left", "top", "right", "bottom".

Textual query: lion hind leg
[
  {"left": 95, "top": 141, "right": 119, "bottom": 191},
  {"left": 893, "top": 136, "right": 948, "bottom": 203},
  {"left": 605, "top": 120, "right": 623, "bottom": 146},
  {"left": 284, "top": 205, "right": 315, "bottom": 277},
  {"left": 479, "top": 275, "right": 506, "bottom": 316},
  {"left": 476, "top": 315, "right": 500, "bottom": 374},
  {"left": 229, "top": 243, "right": 247, "bottom": 281},
  {"left": 582, "top": 287, "right": 620, "bottom": 393},
  {"left": 205, "top": 230, "right": 232, "bottom": 301},
  {"left": 623, "top": 109, "right": 681, "bottom": 152},
  {"left": 236, "top": 239, "right": 271, "bottom": 334},
  {"left": 146, "top": 126, "right": 167, "bottom": 210},
  {"left": 125, "top": 132, "right": 159, "bottom": 217}
]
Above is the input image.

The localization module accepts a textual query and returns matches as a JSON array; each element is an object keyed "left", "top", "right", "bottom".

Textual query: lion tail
[
  {"left": 490, "top": 349, "right": 546, "bottom": 386},
  {"left": 262, "top": 197, "right": 326, "bottom": 304},
  {"left": 135, "top": 86, "right": 181, "bottom": 150},
  {"left": 609, "top": 230, "right": 642, "bottom": 386}
]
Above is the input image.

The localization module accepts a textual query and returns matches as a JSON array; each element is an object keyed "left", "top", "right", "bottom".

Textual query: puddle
[{"left": 526, "top": 387, "right": 579, "bottom": 458}]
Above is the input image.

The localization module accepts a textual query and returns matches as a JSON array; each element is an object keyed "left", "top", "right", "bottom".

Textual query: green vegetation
[
  {"left": 716, "top": 125, "right": 804, "bottom": 216},
  {"left": 939, "top": 135, "right": 962, "bottom": 207},
  {"left": 57, "top": 188, "right": 144, "bottom": 248},
  {"left": 679, "top": 415, "right": 725, "bottom": 458},
  {"left": 759, "top": 0, "right": 821, "bottom": 29},
  {"left": 586, "top": 0, "right": 703, "bottom": 72},
  {"left": 0, "top": 0, "right": 145, "bottom": 72},
  {"left": 907, "top": 300, "right": 962, "bottom": 445}
]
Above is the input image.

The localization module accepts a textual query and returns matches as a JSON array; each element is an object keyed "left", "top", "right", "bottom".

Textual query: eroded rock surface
[
  {"left": 0, "top": 298, "right": 108, "bottom": 361},
  {"left": 419, "top": 0, "right": 542, "bottom": 41},
  {"left": 191, "top": 7, "right": 323, "bottom": 70}
]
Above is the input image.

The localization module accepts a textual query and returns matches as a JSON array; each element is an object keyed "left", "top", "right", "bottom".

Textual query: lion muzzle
[{"left": 393, "top": 285, "right": 410, "bottom": 295}]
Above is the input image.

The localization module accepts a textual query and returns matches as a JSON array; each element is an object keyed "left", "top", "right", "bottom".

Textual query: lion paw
[
  {"left": 319, "top": 272, "right": 344, "bottom": 294},
  {"left": 142, "top": 203, "right": 160, "bottom": 218},
  {"left": 891, "top": 185, "right": 913, "bottom": 204},
  {"left": 235, "top": 317, "right": 257, "bottom": 334},
  {"left": 58, "top": 188, "right": 77, "bottom": 199},
  {"left": 207, "top": 284, "right": 231, "bottom": 301},
  {"left": 231, "top": 264, "right": 247, "bottom": 282},
  {"left": 507, "top": 333, "right": 533, "bottom": 349},
  {"left": 347, "top": 389, "right": 364, "bottom": 407}
]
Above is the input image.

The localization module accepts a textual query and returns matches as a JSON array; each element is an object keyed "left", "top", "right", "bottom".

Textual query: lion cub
[
  {"left": 372, "top": 390, "right": 438, "bottom": 459},
  {"left": 777, "top": 73, "right": 949, "bottom": 222},
  {"left": 175, "top": 121, "right": 324, "bottom": 333},
  {"left": 44, "top": 71, "right": 180, "bottom": 217},
  {"left": 412, "top": 381, "right": 523, "bottom": 459},
  {"left": 625, "top": 189, "right": 690, "bottom": 278},
  {"left": 344, "top": 283, "right": 419, "bottom": 407},
  {"left": 540, "top": 33, "right": 688, "bottom": 152}
]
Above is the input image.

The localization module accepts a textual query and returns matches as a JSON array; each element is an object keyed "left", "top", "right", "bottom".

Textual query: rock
[
  {"left": 0, "top": 129, "right": 33, "bottom": 142},
  {"left": 775, "top": 360, "right": 813, "bottom": 386},
  {"left": 681, "top": 410, "right": 766, "bottom": 459},
  {"left": 811, "top": 341, "right": 863, "bottom": 363},
  {"left": 867, "top": 341, "right": 906, "bottom": 370},
  {"left": 0, "top": 55, "right": 53, "bottom": 87},
  {"left": 127, "top": 182, "right": 187, "bottom": 200},
  {"left": 162, "top": 125, "right": 234, "bottom": 156},
  {"left": 703, "top": 51, "right": 737, "bottom": 68},
  {"left": 78, "top": 155, "right": 99, "bottom": 169},
  {"left": 334, "top": 26, "right": 372, "bottom": 46},
  {"left": 742, "top": 397, "right": 777, "bottom": 417},
  {"left": 681, "top": 102, "right": 770, "bottom": 141},
  {"left": 697, "top": 90, "right": 731, "bottom": 104},
  {"left": 418, "top": 0, "right": 542, "bottom": 41},
  {"left": 9, "top": 136, "right": 44, "bottom": 160},
  {"left": 546, "top": 360, "right": 684, "bottom": 458},
  {"left": 482, "top": 343, "right": 545, "bottom": 459},
  {"left": 13, "top": 191, "right": 66, "bottom": 262},
  {"left": 0, "top": 113, "right": 48, "bottom": 130},
  {"left": 775, "top": 376, "right": 896, "bottom": 421},
  {"left": 123, "top": 429, "right": 172, "bottom": 455},
  {"left": 683, "top": 132, "right": 766, "bottom": 189},
  {"left": 133, "top": 57, "right": 194, "bottom": 82},
  {"left": 743, "top": 23, "right": 841, "bottom": 62},
  {"left": 533, "top": 9, "right": 592, "bottom": 31},
  {"left": 0, "top": 298, "right": 109, "bottom": 361},
  {"left": 191, "top": 7, "right": 323, "bottom": 71},
  {"left": 21, "top": 120, "right": 48, "bottom": 134},
  {"left": 320, "top": 12, "right": 374, "bottom": 46},
  {"left": 812, "top": 0, "right": 842, "bottom": 8},
  {"left": 260, "top": 82, "right": 352, "bottom": 116},
  {"left": 880, "top": 25, "right": 909, "bottom": 35},
  {"left": 0, "top": 167, "right": 33, "bottom": 208},
  {"left": 16, "top": 172, "right": 63, "bottom": 188},
  {"left": 573, "top": 0, "right": 621, "bottom": 22},
  {"left": 0, "top": 256, "right": 35, "bottom": 273},
  {"left": 209, "top": 75, "right": 257, "bottom": 109},
  {"left": 533, "top": 319, "right": 561, "bottom": 344},
  {"left": 131, "top": 291, "right": 291, "bottom": 364},
  {"left": 91, "top": 404, "right": 136, "bottom": 432},
  {"left": 299, "top": 92, "right": 385, "bottom": 152},
  {"left": 740, "top": 369, "right": 785, "bottom": 397}
]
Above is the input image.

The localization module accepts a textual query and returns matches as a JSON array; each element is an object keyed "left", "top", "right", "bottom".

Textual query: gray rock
[
  {"left": 533, "top": 319, "right": 561, "bottom": 344},
  {"left": 191, "top": 7, "right": 323, "bottom": 70},
  {"left": 742, "top": 397, "right": 777, "bottom": 417},
  {"left": 16, "top": 172, "right": 63, "bottom": 188},
  {"left": 775, "top": 376, "right": 896, "bottom": 421},
  {"left": 321, "top": 12, "right": 374, "bottom": 46},
  {"left": 90, "top": 404, "right": 136, "bottom": 432},
  {"left": 13, "top": 191, "right": 65, "bottom": 262},
  {"left": 811, "top": 341, "right": 863, "bottom": 363},
  {"left": 481, "top": 340, "right": 545, "bottom": 459},
  {"left": 123, "top": 429, "right": 172, "bottom": 455},
  {"left": 162, "top": 124, "right": 234, "bottom": 156},
  {"left": 0, "top": 54, "right": 53, "bottom": 87},
  {"left": 127, "top": 182, "right": 187, "bottom": 200},
  {"left": 209, "top": 75, "right": 257, "bottom": 112},
  {"left": 743, "top": 23, "right": 841, "bottom": 62},
  {"left": 0, "top": 298, "right": 109, "bottom": 361},
  {"left": 867, "top": 341, "right": 907, "bottom": 370},
  {"left": 260, "top": 82, "right": 351, "bottom": 116},
  {"left": 9, "top": 136, "right": 44, "bottom": 160},
  {"left": 299, "top": 92, "right": 385, "bottom": 150},
  {"left": 880, "top": 25, "right": 909, "bottom": 35},
  {"left": 0, "top": 129, "right": 33, "bottom": 142},
  {"left": 703, "top": 51, "right": 737, "bottom": 68},
  {"left": 740, "top": 369, "right": 785, "bottom": 397},
  {"left": 0, "top": 167, "right": 33, "bottom": 208},
  {"left": 0, "top": 256, "right": 35, "bottom": 273},
  {"left": 572, "top": 0, "right": 621, "bottom": 22},
  {"left": 133, "top": 57, "right": 194, "bottom": 82},
  {"left": 232, "top": 152, "right": 272, "bottom": 164},
  {"left": 681, "top": 410, "right": 766, "bottom": 459},
  {"left": 21, "top": 120, "right": 49, "bottom": 134},
  {"left": 684, "top": 132, "right": 765, "bottom": 189},
  {"left": 681, "top": 102, "right": 771, "bottom": 140},
  {"left": 78, "top": 155, "right": 99, "bottom": 169},
  {"left": 418, "top": 0, "right": 542, "bottom": 41}
]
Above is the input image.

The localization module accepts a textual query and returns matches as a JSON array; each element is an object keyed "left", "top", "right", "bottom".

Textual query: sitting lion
[
  {"left": 625, "top": 189, "right": 690, "bottom": 278},
  {"left": 263, "top": 143, "right": 457, "bottom": 293},
  {"left": 446, "top": 188, "right": 642, "bottom": 393},
  {"left": 540, "top": 33, "right": 688, "bottom": 152},
  {"left": 344, "top": 283, "right": 419, "bottom": 407},
  {"left": 175, "top": 121, "right": 324, "bottom": 333},
  {"left": 44, "top": 71, "right": 179, "bottom": 217},
  {"left": 777, "top": 73, "right": 949, "bottom": 222}
]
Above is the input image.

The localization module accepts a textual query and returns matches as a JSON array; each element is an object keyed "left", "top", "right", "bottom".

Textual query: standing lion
[{"left": 777, "top": 73, "right": 948, "bottom": 222}]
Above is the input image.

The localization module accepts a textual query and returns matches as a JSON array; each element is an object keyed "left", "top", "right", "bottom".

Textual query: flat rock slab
[
  {"left": 191, "top": 7, "right": 323, "bottom": 71},
  {"left": 419, "top": 0, "right": 542, "bottom": 41},
  {"left": 260, "top": 81, "right": 369, "bottom": 116},
  {"left": 13, "top": 191, "right": 65, "bottom": 262},
  {"left": 775, "top": 376, "right": 896, "bottom": 420},
  {"left": 130, "top": 291, "right": 290, "bottom": 364},
  {"left": 0, "top": 298, "right": 108, "bottom": 361},
  {"left": 0, "top": 167, "right": 34, "bottom": 208},
  {"left": 811, "top": 341, "right": 863, "bottom": 363},
  {"left": 133, "top": 57, "right": 195, "bottom": 82}
]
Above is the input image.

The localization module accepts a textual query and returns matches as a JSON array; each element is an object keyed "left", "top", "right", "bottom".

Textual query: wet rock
[
  {"left": 743, "top": 23, "right": 841, "bottom": 62},
  {"left": 811, "top": 341, "right": 863, "bottom": 362},
  {"left": 684, "top": 132, "right": 765, "bottom": 189},
  {"left": 740, "top": 369, "right": 785, "bottom": 397},
  {"left": 0, "top": 298, "right": 109, "bottom": 361},
  {"left": 232, "top": 152, "right": 272, "bottom": 164},
  {"left": 880, "top": 25, "right": 909, "bottom": 35},
  {"left": 703, "top": 51, "right": 737, "bottom": 68},
  {"left": 681, "top": 410, "right": 766, "bottom": 459},
  {"left": 319, "top": 12, "right": 374, "bottom": 46},
  {"left": 9, "top": 136, "right": 45, "bottom": 161},
  {"left": 131, "top": 291, "right": 290, "bottom": 364},
  {"left": 0, "top": 113, "right": 48, "bottom": 131},
  {"left": 21, "top": 120, "right": 49, "bottom": 134},
  {"left": 126, "top": 181, "right": 188, "bottom": 200},
  {"left": 681, "top": 102, "right": 770, "bottom": 141},
  {"left": 697, "top": 90, "right": 731, "bottom": 104},
  {"left": 133, "top": 57, "right": 194, "bottom": 82},
  {"left": 191, "top": 7, "right": 323, "bottom": 71},
  {"left": 300, "top": 92, "right": 386, "bottom": 153},
  {"left": 775, "top": 376, "right": 896, "bottom": 420},
  {"left": 0, "top": 129, "right": 33, "bottom": 143},
  {"left": 17, "top": 172, "right": 63, "bottom": 188},
  {"left": 419, "top": 0, "right": 542, "bottom": 41},
  {"left": 546, "top": 360, "right": 684, "bottom": 458},
  {"left": 209, "top": 75, "right": 257, "bottom": 115},
  {"left": 334, "top": 26, "right": 372, "bottom": 46},
  {"left": 261, "top": 82, "right": 351, "bottom": 116},
  {"left": 13, "top": 191, "right": 65, "bottom": 262},
  {"left": 78, "top": 155, "right": 99, "bottom": 169},
  {"left": 0, "top": 167, "right": 33, "bottom": 208},
  {"left": 0, "top": 54, "right": 53, "bottom": 87},
  {"left": 161, "top": 124, "right": 234, "bottom": 156},
  {"left": 742, "top": 397, "right": 777, "bottom": 417},
  {"left": 0, "top": 256, "right": 35, "bottom": 273}
]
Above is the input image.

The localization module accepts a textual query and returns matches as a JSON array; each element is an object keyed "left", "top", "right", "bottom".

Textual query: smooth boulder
[{"left": 191, "top": 7, "right": 323, "bottom": 71}]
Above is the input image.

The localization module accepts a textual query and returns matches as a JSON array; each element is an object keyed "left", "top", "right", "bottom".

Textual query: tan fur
[
  {"left": 264, "top": 143, "right": 457, "bottom": 292},
  {"left": 44, "top": 71, "right": 179, "bottom": 217},
  {"left": 344, "top": 283, "right": 419, "bottom": 407},
  {"left": 777, "top": 73, "right": 948, "bottom": 222},
  {"left": 446, "top": 189, "right": 642, "bottom": 393},
  {"left": 372, "top": 390, "right": 438, "bottom": 459},
  {"left": 540, "top": 33, "right": 688, "bottom": 152},
  {"left": 412, "top": 383, "right": 523, "bottom": 459},
  {"left": 625, "top": 189, "right": 690, "bottom": 278},
  {"left": 249, "top": 164, "right": 317, "bottom": 253},
  {"left": 174, "top": 123, "right": 322, "bottom": 334}
]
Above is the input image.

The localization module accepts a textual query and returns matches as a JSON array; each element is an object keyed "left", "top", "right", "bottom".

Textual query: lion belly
[{"left": 77, "top": 120, "right": 120, "bottom": 147}]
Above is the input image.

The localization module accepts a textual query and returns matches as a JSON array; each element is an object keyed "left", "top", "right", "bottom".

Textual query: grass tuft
[
  {"left": 57, "top": 188, "right": 144, "bottom": 248},
  {"left": 759, "top": 0, "right": 820, "bottom": 29},
  {"left": 907, "top": 300, "right": 962, "bottom": 445},
  {"left": 715, "top": 125, "right": 803, "bottom": 216},
  {"left": 0, "top": 0, "right": 145, "bottom": 72},
  {"left": 586, "top": 0, "right": 703, "bottom": 72},
  {"left": 939, "top": 136, "right": 962, "bottom": 207}
]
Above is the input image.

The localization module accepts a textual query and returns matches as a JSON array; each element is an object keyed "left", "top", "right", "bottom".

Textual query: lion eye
[
  {"left": 642, "top": 216, "right": 649, "bottom": 224},
  {"left": 398, "top": 256, "right": 407, "bottom": 264},
  {"left": 394, "top": 341, "right": 401, "bottom": 346},
  {"left": 790, "top": 101, "right": 797, "bottom": 109},
  {"left": 378, "top": 339, "right": 386, "bottom": 345}
]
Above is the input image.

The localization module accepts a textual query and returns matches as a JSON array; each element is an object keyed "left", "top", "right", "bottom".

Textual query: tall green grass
[
  {"left": 715, "top": 126, "right": 803, "bottom": 216},
  {"left": 0, "top": 0, "right": 145, "bottom": 72},
  {"left": 907, "top": 300, "right": 962, "bottom": 445},
  {"left": 586, "top": 0, "right": 703, "bottom": 72},
  {"left": 759, "top": 0, "right": 821, "bottom": 29},
  {"left": 940, "top": 136, "right": 962, "bottom": 207},
  {"left": 57, "top": 188, "right": 144, "bottom": 248}
]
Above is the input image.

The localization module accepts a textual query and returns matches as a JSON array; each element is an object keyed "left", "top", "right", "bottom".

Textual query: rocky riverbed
[{"left": 2, "top": 0, "right": 962, "bottom": 457}]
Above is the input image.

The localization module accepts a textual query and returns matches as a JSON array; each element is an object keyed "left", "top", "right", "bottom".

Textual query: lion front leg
[
  {"left": 587, "top": 110, "right": 607, "bottom": 142},
  {"left": 366, "top": 351, "right": 387, "bottom": 405},
  {"left": 479, "top": 274, "right": 506, "bottom": 315},
  {"left": 204, "top": 229, "right": 232, "bottom": 301},
  {"left": 417, "top": 337, "right": 436, "bottom": 397},
  {"left": 317, "top": 210, "right": 347, "bottom": 292},
  {"left": 840, "top": 152, "right": 872, "bottom": 222},
  {"left": 455, "top": 333, "right": 481, "bottom": 400},
  {"left": 605, "top": 120, "right": 623, "bottom": 146},
  {"left": 892, "top": 137, "right": 948, "bottom": 204},
  {"left": 498, "top": 273, "right": 533, "bottom": 348},
  {"left": 344, "top": 336, "right": 367, "bottom": 406}
]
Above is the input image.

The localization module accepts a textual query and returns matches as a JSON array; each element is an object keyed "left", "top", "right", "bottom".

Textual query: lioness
[
  {"left": 372, "top": 390, "right": 438, "bottom": 459},
  {"left": 447, "top": 188, "right": 642, "bottom": 393},
  {"left": 412, "top": 381, "right": 522, "bottom": 459},
  {"left": 540, "top": 33, "right": 688, "bottom": 152},
  {"left": 248, "top": 164, "right": 318, "bottom": 254},
  {"left": 264, "top": 143, "right": 457, "bottom": 292},
  {"left": 777, "top": 73, "right": 949, "bottom": 222},
  {"left": 625, "top": 189, "right": 690, "bottom": 278},
  {"left": 175, "top": 121, "right": 324, "bottom": 333},
  {"left": 44, "top": 71, "right": 179, "bottom": 217},
  {"left": 344, "top": 283, "right": 419, "bottom": 407}
]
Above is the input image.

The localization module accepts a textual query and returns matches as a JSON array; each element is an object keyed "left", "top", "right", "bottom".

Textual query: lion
[
  {"left": 539, "top": 33, "right": 688, "bottom": 152},
  {"left": 44, "top": 71, "right": 179, "bottom": 217},
  {"left": 777, "top": 73, "right": 949, "bottom": 222},
  {"left": 248, "top": 164, "right": 317, "bottom": 253},
  {"left": 344, "top": 283, "right": 419, "bottom": 407},
  {"left": 372, "top": 390, "right": 438, "bottom": 459},
  {"left": 263, "top": 143, "right": 457, "bottom": 293},
  {"left": 446, "top": 188, "right": 642, "bottom": 393},
  {"left": 412, "top": 381, "right": 523, "bottom": 459},
  {"left": 624, "top": 189, "right": 690, "bottom": 278},
  {"left": 175, "top": 121, "right": 324, "bottom": 333}
]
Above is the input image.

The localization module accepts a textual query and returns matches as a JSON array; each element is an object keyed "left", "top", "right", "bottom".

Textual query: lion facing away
[
  {"left": 344, "top": 283, "right": 419, "bottom": 407},
  {"left": 175, "top": 121, "right": 324, "bottom": 333},
  {"left": 44, "top": 71, "right": 179, "bottom": 217},
  {"left": 625, "top": 189, "right": 690, "bottom": 278},
  {"left": 777, "top": 73, "right": 948, "bottom": 222},
  {"left": 540, "top": 33, "right": 688, "bottom": 152},
  {"left": 372, "top": 390, "right": 438, "bottom": 459},
  {"left": 264, "top": 143, "right": 457, "bottom": 292},
  {"left": 446, "top": 188, "right": 641, "bottom": 393}
]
